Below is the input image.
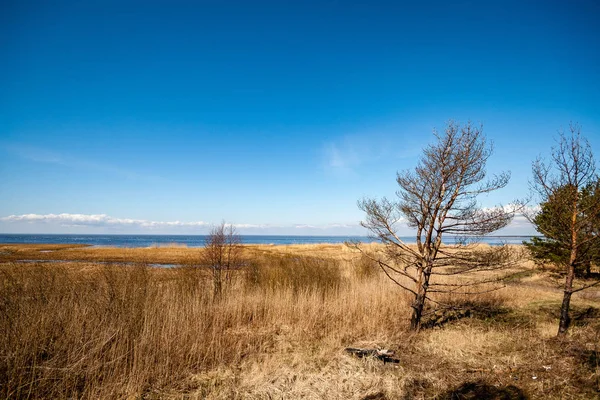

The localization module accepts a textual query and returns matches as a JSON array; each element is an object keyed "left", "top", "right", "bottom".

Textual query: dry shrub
[
  {"left": 244, "top": 253, "right": 343, "bottom": 295},
  {"left": 353, "top": 253, "right": 379, "bottom": 281}
]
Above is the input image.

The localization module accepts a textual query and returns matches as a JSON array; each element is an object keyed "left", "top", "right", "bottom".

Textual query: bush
[
  {"left": 353, "top": 254, "right": 379, "bottom": 280},
  {"left": 245, "top": 253, "right": 342, "bottom": 296}
]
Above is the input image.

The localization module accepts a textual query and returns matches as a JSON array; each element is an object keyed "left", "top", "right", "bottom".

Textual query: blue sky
[{"left": 1, "top": 0, "right": 599, "bottom": 235}]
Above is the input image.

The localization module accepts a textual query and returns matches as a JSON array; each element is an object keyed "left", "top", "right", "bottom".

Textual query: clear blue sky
[{"left": 1, "top": 0, "right": 599, "bottom": 235}]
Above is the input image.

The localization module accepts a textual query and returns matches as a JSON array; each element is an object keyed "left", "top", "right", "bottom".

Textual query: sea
[{"left": 0, "top": 234, "right": 537, "bottom": 247}]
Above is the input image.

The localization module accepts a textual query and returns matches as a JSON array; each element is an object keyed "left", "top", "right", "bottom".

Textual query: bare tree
[
  {"left": 527, "top": 124, "right": 600, "bottom": 336},
  {"left": 202, "top": 222, "right": 243, "bottom": 298},
  {"left": 356, "top": 121, "right": 516, "bottom": 331}
]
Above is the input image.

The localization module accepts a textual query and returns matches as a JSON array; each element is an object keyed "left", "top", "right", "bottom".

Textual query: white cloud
[
  {"left": 2, "top": 143, "right": 160, "bottom": 182},
  {"left": 0, "top": 213, "right": 369, "bottom": 235},
  {"left": 6, "top": 145, "right": 64, "bottom": 164},
  {"left": 321, "top": 125, "right": 421, "bottom": 176},
  {"left": 324, "top": 142, "right": 361, "bottom": 172},
  {"left": 1, "top": 213, "right": 208, "bottom": 229},
  {"left": 0, "top": 209, "right": 538, "bottom": 236},
  {"left": 489, "top": 205, "right": 539, "bottom": 235}
]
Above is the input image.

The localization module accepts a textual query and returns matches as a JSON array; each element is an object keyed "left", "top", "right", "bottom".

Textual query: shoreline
[{"left": 0, "top": 233, "right": 539, "bottom": 248}]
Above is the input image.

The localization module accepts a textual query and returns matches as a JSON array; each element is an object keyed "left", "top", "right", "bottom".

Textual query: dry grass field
[{"left": 1, "top": 243, "right": 599, "bottom": 399}]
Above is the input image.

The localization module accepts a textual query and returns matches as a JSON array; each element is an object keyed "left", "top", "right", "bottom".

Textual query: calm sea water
[{"left": 0, "top": 234, "right": 537, "bottom": 247}]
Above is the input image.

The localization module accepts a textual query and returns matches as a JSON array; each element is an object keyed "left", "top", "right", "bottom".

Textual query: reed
[
  {"left": 244, "top": 253, "right": 343, "bottom": 295},
  {"left": 0, "top": 255, "right": 408, "bottom": 399},
  {"left": 0, "top": 244, "right": 598, "bottom": 399}
]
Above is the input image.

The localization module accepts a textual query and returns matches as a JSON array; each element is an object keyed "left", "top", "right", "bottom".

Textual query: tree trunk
[
  {"left": 559, "top": 200, "right": 578, "bottom": 336},
  {"left": 558, "top": 286, "right": 572, "bottom": 336},
  {"left": 213, "top": 268, "right": 222, "bottom": 299},
  {"left": 410, "top": 267, "right": 430, "bottom": 331},
  {"left": 558, "top": 259, "right": 576, "bottom": 335},
  {"left": 410, "top": 292, "right": 426, "bottom": 331}
]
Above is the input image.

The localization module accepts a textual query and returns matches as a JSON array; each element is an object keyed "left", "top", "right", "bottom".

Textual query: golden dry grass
[{"left": 1, "top": 243, "right": 599, "bottom": 399}]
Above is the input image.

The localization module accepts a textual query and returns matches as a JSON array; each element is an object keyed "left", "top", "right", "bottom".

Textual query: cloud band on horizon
[{"left": 0, "top": 213, "right": 364, "bottom": 233}]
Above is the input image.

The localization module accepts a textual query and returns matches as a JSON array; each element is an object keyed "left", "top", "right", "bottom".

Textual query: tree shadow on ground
[
  {"left": 439, "top": 381, "right": 527, "bottom": 400},
  {"left": 361, "top": 391, "right": 387, "bottom": 400},
  {"left": 564, "top": 343, "right": 600, "bottom": 371},
  {"left": 538, "top": 304, "right": 600, "bottom": 326},
  {"left": 584, "top": 349, "right": 600, "bottom": 371},
  {"left": 421, "top": 301, "right": 510, "bottom": 329}
]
